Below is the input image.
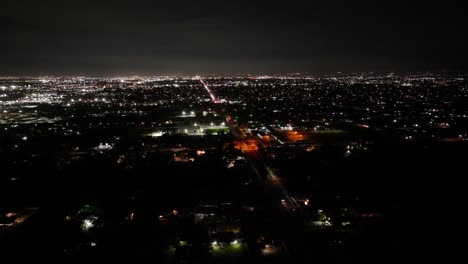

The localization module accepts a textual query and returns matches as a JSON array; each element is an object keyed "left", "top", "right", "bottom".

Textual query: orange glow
[{"left": 233, "top": 140, "right": 259, "bottom": 152}]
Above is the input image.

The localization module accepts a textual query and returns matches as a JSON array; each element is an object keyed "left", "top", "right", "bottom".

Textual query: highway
[
  {"left": 212, "top": 101, "right": 306, "bottom": 256},
  {"left": 199, "top": 78, "right": 220, "bottom": 103},
  {"left": 233, "top": 130, "right": 304, "bottom": 256},
  {"left": 228, "top": 124, "right": 300, "bottom": 212},
  {"left": 201, "top": 82, "right": 306, "bottom": 253}
]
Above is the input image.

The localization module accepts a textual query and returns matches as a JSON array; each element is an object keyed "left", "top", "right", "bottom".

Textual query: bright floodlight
[
  {"left": 212, "top": 241, "right": 217, "bottom": 246},
  {"left": 221, "top": 122, "right": 225, "bottom": 126},
  {"left": 182, "top": 111, "right": 186, "bottom": 115},
  {"left": 83, "top": 219, "right": 94, "bottom": 230},
  {"left": 232, "top": 240, "right": 238, "bottom": 245},
  {"left": 190, "top": 111, "right": 195, "bottom": 115},
  {"left": 150, "top": 131, "right": 164, "bottom": 137}
]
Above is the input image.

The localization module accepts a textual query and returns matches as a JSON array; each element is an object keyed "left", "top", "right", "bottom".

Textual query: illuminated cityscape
[
  {"left": 1, "top": 73, "right": 467, "bottom": 262},
  {"left": 2, "top": 0, "right": 467, "bottom": 262}
]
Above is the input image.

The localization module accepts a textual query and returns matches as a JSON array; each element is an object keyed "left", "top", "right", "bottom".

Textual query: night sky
[{"left": 2, "top": 0, "right": 467, "bottom": 75}]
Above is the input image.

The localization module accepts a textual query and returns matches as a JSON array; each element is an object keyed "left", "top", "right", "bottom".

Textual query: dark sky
[{"left": 2, "top": 0, "right": 467, "bottom": 75}]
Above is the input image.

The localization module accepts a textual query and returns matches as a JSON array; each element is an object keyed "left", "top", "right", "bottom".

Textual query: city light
[
  {"left": 0, "top": 74, "right": 464, "bottom": 261},
  {"left": 82, "top": 219, "right": 94, "bottom": 231},
  {"left": 150, "top": 131, "right": 165, "bottom": 137}
]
